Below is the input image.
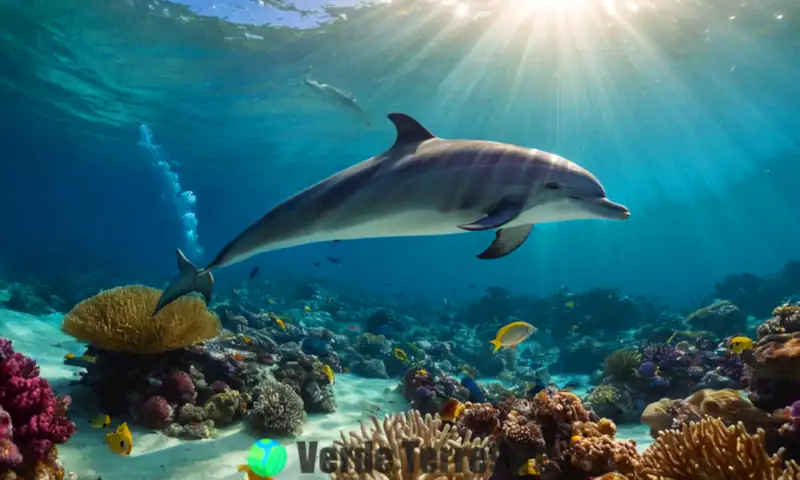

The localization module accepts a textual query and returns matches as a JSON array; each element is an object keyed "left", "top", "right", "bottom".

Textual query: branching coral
[
  {"left": 0, "top": 338, "right": 75, "bottom": 478},
  {"left": 62, "top": 285, "right": 220, "bottom": 354},
  {"left": 639, "top": 417, "right": 800, "bottom": 480},
  {"left": 332, "top": 410, "right": 495, "bottom": 480},
  {"left": 246, "top": 382, "right": 306, "bottom": 436}
]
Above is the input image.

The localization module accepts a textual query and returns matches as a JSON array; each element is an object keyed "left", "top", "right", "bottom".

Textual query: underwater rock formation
[
  {"left": 684, "top": 300, "right": 746, "bottom": 337},
  {"left": 0, "top": 338, "right": 76, "bottom": 479}
]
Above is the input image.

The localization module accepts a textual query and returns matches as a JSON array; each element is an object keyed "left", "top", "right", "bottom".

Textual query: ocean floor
[{"left": 0, "top": 308, "right": 653, "bottom": 479}]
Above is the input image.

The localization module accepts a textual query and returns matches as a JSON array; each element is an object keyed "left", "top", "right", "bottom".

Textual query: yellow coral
[
  {"left": 638, "top": 416, "right": 800, "bottom": 480},
  {"left": 62, "top": 285, "right": 220, "bottom": 354}
]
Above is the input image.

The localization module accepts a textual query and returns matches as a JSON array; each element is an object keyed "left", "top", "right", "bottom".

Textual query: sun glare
[{"left": 509, "top": 0, "right": 600, "bottom": 13}]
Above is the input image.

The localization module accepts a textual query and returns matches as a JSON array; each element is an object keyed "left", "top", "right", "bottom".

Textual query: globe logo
[{"left": 247, "top": 438, "right": 287, "bottom": 477}]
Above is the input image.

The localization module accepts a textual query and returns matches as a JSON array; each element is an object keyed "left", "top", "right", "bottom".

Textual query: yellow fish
[
  {"left": 242, "top": 336, "right": 252, "bottom": 344},
  {"left": 237, "top": 464, "right": 273, "bottom": 480},
  {"left": 275, "top": 318, "right": 286, "bottom": 331},
  {"left": 393, "top": 348, "right": 408, "bottom": 362},
  {"left": 81, "top": 354, "right": 97, "bottom": 363},
  {"left": 565, "top": 301, "right": 575, "bottom": 309},
  {"left": 489, "top": 321, "right": 536, "bottom": 354},
  {"left": 416, "top": 369, "right": 428, "bottom": 375},
  {"left": 728, "top": 336, "right": 754, "bottom": 354},
  {"left": 105, "top": 422, "right": 133, "bottom": 456},
  {"left": 304, "top": 305, "right": 312, "bottom": 312},
  {"left": 440, "top": 398, "right": 465, "bottom": 423},
  {"left": 519, "top": 458, "right": 539, "bottom": 476},
  {"left": 64, "top": 353, "right": 75, "bottom": 360},
  {"left": 90, "top": 414, "right": 111, "bottom": 429},
  {"left": 321, "top": 364, "right": 335, "bottom": 384},
  {"left": 666, "top": 331, "right": 678, "bottom": 344}
]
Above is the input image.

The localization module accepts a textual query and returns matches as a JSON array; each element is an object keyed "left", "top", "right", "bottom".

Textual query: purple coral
[
  {"left": 643, "top": 344, "right": 682, "bottom": 366},
  {"left": 140, "top": 395, "right": 174, "bottom": 429},
  {"left": 163, "top": 369, "right": 197, "bottom": 404},
  {"left": 0, "top": 338, "right": 75, "bottom": 473}
]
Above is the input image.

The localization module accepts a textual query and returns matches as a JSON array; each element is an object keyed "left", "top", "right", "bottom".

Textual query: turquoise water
[{"left": 0, "top": 0, "right": 798, "bottom": 479}]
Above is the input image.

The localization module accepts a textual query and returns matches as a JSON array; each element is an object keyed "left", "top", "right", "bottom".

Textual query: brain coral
[{"left": 62, "top": 285, "right": 220, "bottom": 354}]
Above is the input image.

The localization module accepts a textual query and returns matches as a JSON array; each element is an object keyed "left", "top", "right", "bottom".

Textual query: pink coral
[
  {"left": 140, "top": 395, "right": 174, "bottom": 429},
  {"left": 0, "top": 337, "right": 75, "bottom": 473},
  {"left": 163, "top": 369, "right": 197, "bottom": 404}
]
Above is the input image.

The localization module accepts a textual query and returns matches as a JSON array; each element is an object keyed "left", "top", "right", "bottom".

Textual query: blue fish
[
  {"left": 301, "top": 337, "right": 331, "bottom": 356},
  {"left": 460, "top": 376, "right": 486, "bottom": 403}
]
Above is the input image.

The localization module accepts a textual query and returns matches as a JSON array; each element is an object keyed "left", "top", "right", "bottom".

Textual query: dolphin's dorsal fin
[{"left": 388, "top": 113, "right": 435, "bottom": 149}]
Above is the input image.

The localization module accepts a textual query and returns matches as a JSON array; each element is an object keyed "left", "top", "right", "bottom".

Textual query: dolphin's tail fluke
[{"left": 152, "top": 249, "right": 214, "bottom": 316}]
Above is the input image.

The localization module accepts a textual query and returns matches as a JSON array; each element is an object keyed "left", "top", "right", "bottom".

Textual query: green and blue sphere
[{"left": 248, "top": 438, "right": 287, "bottom": 477}]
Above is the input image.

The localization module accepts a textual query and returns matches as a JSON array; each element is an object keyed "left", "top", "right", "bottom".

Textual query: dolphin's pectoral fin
[
  {"left": 458, "top": 201, "right": 524, "bottom": 231},
  {"left": 477, "top": 224, "right": 534, "bottom": 260},
  {"left": 388, "top": 113, "right": 436, "bottom": 149}
]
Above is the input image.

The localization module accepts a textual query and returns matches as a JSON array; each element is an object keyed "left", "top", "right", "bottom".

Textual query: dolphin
[
  {"left": 153, "top": 113, "right": 629, "bottom": 315},
  {"left": 303, "top": 77, "right": 371, "bottom": 126}
]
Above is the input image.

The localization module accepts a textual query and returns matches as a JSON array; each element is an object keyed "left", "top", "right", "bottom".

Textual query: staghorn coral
[
  {"left": 246, "top": 382, "right": 306, "bottom": 436},
  {"left": 639, "top": 416, "right": 800, "bottom": 480},
  {"left": 603, "top": 349, "right": 643, "bottom": 383},
  {"left": 61, "top": 285, "right": 220, "bottom": 354},
  {"left": 332, "top": 409, "right": 495, "bottom": 480}
]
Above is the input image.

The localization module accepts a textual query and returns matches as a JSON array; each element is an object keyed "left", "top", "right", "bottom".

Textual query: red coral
[
  {"left": 140, "top": 395, "right": 174, "bottom": 429},
  {"left": 163, "top": 369, "right": 197, "bottom": 404},
  {"left": 0, "top": 338, "right": 75, "bottom": 474}
]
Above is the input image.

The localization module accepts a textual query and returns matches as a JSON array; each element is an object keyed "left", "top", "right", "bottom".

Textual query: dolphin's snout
[{"left": 581, "top": 197, "right": 630, "bottom": 220}]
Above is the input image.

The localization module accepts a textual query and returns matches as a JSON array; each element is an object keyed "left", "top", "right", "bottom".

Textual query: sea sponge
[
  {"left": 246, "top": 382, "right": 306, "bottom": 436},
  {"left": 332, "top": 410, "right": 495, "bottom": 480},
  {"left": 639, "top": 416, "right": 800, "bottom": 479},
  {"left": 61, "top": 285, "right": 220, "bottom": 354}
]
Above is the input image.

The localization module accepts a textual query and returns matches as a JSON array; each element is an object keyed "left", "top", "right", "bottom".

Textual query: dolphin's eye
[{"left": 545, "top": 182, "right": 560, "bottom": 190}]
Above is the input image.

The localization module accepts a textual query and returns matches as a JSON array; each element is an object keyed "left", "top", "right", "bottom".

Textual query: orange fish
[
  {"left": 440, "top": 398, "right": 465, "bottom": 423},
  {"left": 234, "top": 353, "right": 244, "bottom": 361}
]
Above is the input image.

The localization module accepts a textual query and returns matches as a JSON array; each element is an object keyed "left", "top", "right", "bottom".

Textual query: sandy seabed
[{"left": 0, "top": 308, "right": 652, "bottom": 479}]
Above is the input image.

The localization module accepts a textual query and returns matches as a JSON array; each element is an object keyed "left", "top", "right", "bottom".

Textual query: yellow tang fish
[
  {"left": 304, "top": 305, "right": 312, "bottom": 312},
  {"left": 64, "top": 353, "right": 75, "bottom": 360},
  {"left": 237, "top": 464, "right": 273, "bottom": 480},
  {"left": 489, "top": 321, "right": 536, "bottom": 354},
  {"left": 393, "top": 348, "right": 408, "bottom": 362},
  {"left": 90, "top": 414, "right": 111, "bottom": 429},
  {"left": 105, "top": 422, "right": 133, "bottom": 456},
  {"left": 275, "top": 318, "right": 287, "bottom": 331},
  {"left": 728, "top": 336, "right": 754, "bottom": 355}
]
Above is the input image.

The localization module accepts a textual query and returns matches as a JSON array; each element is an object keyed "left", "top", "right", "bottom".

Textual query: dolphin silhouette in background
[
  {"left": 303, "top": 77, "right": 372, "bottom": 126},
  {"left": 153, "top": 113, "right": 630, "bottom": 315}
]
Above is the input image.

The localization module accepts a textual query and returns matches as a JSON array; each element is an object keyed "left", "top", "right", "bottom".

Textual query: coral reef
[
  {"left": 0, "top": 338, "right": 75, "bottom": 479},
  {"left": 62, "top": 285, "right": 220, "bottom": 354},
  {"left": 246, "top": 382, "right": 306, "bottom": 436}
]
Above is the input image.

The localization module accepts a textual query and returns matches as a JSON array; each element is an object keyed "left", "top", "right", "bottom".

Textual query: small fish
[
  {"left": 267, "top": 298, "right": 278, "bottom": 304},
  {"left": 469, "top": 284, "right": 476, "bottom": 289},
  {"left": 314, "top": 262, "right": 321, "bottom": 267},
  {"left": 416, "top": 369, "right": 428, "bottom": 375},
  {"left": 90, "top": 414, "right": 111, "bottom": 429},
  {"left": 489, "top": 321, "right": 537, "bottom": 354},
  {"left": 728, "top": 335, "right": 754, "bottom": 354},
  {"left": 233, "top": 353, "right": 244, "bottom": 361},
  {"left": 105, "top": 422, "right": 133, "bottom": 456},
  {"left": 233, "top": 288, "right": 240, "bottom": 296},
  {"left": 519, "top": 458, "right": 539, "bottom": 476},
  {"left": 64, "top": 353, "right": 76, "bottom": 360},
  {"left": 565, "top": 301, "right": 575, "bottom": 309},
  {"left": 440, "top": 398, "right": 465, "bottom": 423},
  {"left": 275, "top": 318, "right": 287, "bottom": 331},
  {"left": 237, "top": 464, "right": 272, "bottom": 480},
  {"left": 383, "top": 387, "right": 394, "bottom": 394},
  {"left": 242, "top": 336, "right": 252, "bottom": 344},
  {"left": 327, "top": 297, "right": 335, "bottom": 302},
  {"left": 81, "top": 354, "right": 97, "bottom": 363},
  {"left": 249, "top": 266, "right": 259, "bottom": 280},
  {"left": 393, "top": 348, "right": 408, "bottom": 362},
  {"left": 304, "top": 305, "right": 313, "bottom": 312},
  {"left": 345, "top": 324, "right": 361, "bottom": 332},
  {"left": 570, "top": 324, "right": 579, "bottom": 331},
  {"left": 321, "top": 364, "right": 335, "bottom": 384},
  {"left": 327, "top": 256, "right": 341, "bottom": 264},
  {"left": 443, "top": 297, "right": 451, "bottom": 309}
]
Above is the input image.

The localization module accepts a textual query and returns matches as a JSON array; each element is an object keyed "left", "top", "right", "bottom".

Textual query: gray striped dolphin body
[{"left": 153, "top": 113, "right": 629, "bottom": 315}]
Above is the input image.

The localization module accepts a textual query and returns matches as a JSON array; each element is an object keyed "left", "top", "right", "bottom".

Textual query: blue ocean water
[{"left": 1, "top": 0, "right": 800, "bottom": 478}]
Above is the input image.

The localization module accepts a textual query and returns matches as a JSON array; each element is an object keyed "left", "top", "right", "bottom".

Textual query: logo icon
[{"left": 248, "top": 438, "right": 287, "bottom": 477}]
